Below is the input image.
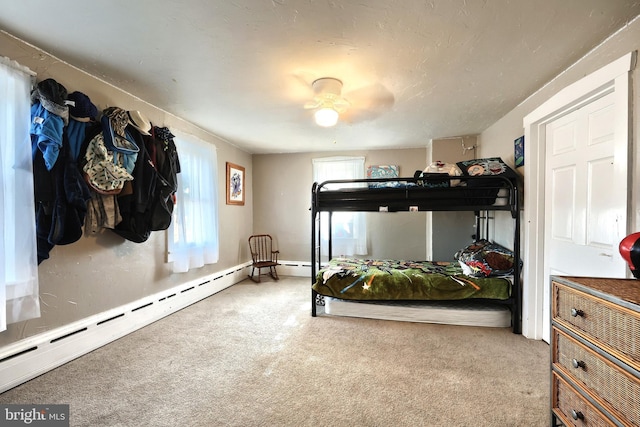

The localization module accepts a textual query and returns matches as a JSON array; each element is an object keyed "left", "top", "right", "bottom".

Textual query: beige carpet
[{"left": 0, "top": 277, "right": 550, "bottom": 426}]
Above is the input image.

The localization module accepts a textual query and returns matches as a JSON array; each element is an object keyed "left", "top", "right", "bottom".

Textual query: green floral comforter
[{"left": 313, "top": 258, "right": 511, "bottom": 301}]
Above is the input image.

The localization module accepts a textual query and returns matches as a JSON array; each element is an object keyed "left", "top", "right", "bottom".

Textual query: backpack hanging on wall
[{"left": 112, "top": 125, "right": 180, "bottom": 242}]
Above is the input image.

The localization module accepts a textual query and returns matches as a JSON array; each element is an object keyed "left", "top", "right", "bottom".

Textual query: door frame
[{"left": 522, "top": 52, "right": 635, "bottom": 340}]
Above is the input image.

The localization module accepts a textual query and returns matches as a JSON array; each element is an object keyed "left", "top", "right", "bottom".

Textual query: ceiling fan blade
[
  {"left": 341, "top": 108, "right": 382, "bottom": 124},
  {"left": 332, "top": 98, "right": 351, "bottom": 112},
  {"left": 288, "top": 71, "right": 322, "bottom": 104},
  {"left": 345, "top": 83, "right": 395, "bottom": 111},
  {"left": 341, "top": 83, "right": 395, "bottom": 123},
  {"left": 291, "top": 71, "right": 318, "bottom": 91},
  {"left": 303, "top": 99, "right": 322, "bottom": 109}
]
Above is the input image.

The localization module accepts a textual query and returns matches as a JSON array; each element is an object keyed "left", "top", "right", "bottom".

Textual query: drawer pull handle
[
  {"left": 571, "top": 409, "right": 584, "bottom": 421},
  {"left": 571, "top": 358, "right": 585, "bottom": 369},
  {"left": 570, "top": 308, "right": 584, "bottom": 317}
]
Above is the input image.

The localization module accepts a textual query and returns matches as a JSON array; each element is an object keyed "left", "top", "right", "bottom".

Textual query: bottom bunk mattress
[
  {"left": 324, "top": 298, "right": 511, "bottom": 328},
  {"left": 313, "top": 258, "right": 512, "bottom": 301}
]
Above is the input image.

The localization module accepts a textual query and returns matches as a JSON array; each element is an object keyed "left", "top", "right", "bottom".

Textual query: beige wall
[
  {"left": 253, "top": 148, "right": 429, "bottom": 260},
  {"left": 477, "top": 18, "right": 640, "bottom": 247},
  {"left": 0, "top": 32, "right": 253, "bottom": 345}
]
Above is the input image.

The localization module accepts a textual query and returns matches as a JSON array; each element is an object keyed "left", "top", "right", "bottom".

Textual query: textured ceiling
[{"left": 1, "top": 0, "right": 639, "bottom": 154}]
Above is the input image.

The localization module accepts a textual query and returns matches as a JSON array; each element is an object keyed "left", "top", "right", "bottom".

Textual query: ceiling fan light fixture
[{"left": 314, "top": 107, "right": 339, "bottom": 127}]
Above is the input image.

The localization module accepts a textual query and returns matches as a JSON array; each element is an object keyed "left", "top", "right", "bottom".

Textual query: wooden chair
[{"left": 248, "top": 234, "right": 280, "bottom": 283}]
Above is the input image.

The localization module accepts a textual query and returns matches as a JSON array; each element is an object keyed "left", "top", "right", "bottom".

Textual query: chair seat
[{"left": 254, "top": 261, "right": 278, "bottom": 268}]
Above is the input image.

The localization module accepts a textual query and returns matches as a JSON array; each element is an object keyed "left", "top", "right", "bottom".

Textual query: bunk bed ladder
[{"left": 311, "top": 182, "right": 325, "bottom": 317}]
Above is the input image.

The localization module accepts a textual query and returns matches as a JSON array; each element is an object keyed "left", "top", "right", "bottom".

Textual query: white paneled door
[{"left": 542, "top": 91, "right": 628, "bottom": 342}]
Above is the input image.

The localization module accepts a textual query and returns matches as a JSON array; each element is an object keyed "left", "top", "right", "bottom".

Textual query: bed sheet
[{"left": 313, "top": 258, "right": 511, "bottom": 301}]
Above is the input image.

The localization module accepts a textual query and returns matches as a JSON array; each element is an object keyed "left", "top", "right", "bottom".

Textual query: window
[
  {"left": 167, "top": 133, "right": 219, "bottom": 273},
  {"left": 312, "top": 156, "right": 367, "bottom": 257},
  {"left": 0, "top": 57, "right": 40, "bottom": 331}
]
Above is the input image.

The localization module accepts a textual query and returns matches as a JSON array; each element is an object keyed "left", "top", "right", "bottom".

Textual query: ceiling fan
[
  {"left": 299, "top": 77, "right": 395, "bottom": 127},
  {"left": 304, "top": 78, "right": 350, "bottom": 127},
  {"left": 302, "top": 76, "right": 395, "bottom": 127}
]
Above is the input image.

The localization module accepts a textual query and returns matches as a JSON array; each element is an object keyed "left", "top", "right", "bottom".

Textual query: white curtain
[
  {"left": 0, "top": 56, "right": 40, "bottom": 332},
  {"left": 168, "top": 133, "right": 219, "bottom": 273},
  {"left": 312, "top": 156, "right": 368, "bottom": 257}
]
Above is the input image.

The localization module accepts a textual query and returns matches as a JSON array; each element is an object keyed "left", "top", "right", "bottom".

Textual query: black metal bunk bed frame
[{"left": 310, "top": 174, "right": 522, "bottom": 334}]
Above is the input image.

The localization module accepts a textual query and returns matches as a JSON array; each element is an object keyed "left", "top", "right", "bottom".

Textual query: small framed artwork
[
  {"left": 366, "top": 164, "right": 399, "bottom": 188},
  {"left": 226, "top": 162, "right": 245, "bottom": 205},
  {"left": 514, "top": 136, "right": 524, "bottom": 168}
]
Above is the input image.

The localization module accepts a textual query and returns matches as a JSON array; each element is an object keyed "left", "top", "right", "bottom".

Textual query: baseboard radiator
[
  {"left": 0, "top": 260, "right": 313, "bottom": 393},
  {"left": 275, "top": 260, "right": 313, "bottom": 278}
]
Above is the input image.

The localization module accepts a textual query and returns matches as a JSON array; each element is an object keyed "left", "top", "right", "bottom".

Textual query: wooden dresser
[{"left": 551, "top": 276, "right": 640, "bottom": 426}]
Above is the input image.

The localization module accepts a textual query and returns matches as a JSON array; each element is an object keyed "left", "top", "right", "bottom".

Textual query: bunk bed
[{"left": 310, "top": 160, "right": 522, "bottom": 334}]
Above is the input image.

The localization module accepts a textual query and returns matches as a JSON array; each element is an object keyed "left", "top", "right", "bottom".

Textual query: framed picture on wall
[
  {"left": 366, "top": 164, "right": 399, "bottom": 188},
  {"left": 226, "top": 162, "right": 245, "bottom": 205},
  {"left": 514, "top": 136, "right": 524, "bottom": 168}
]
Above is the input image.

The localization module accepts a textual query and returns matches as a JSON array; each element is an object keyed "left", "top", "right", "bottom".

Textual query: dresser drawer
[
  {"left": 553, "top": 327, "right": 640, "bottom": 426},
  {"left": 553, "top": 282, "right": 640, "bottom": 370},
  {"left": 552, "top": 372, "right": 614, "bottom": 427}
]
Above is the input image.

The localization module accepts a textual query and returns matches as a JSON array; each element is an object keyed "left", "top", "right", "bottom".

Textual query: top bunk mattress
[{"left": 313, "top": 182, "right": 512, "bottom": 212}]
